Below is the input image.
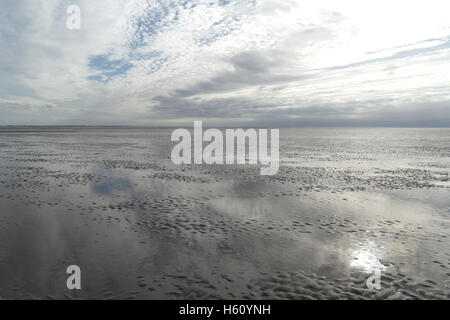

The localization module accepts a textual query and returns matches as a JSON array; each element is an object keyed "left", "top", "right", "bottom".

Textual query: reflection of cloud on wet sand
[{"left": 0, "top": 128, "right": 449, "bottom": 299}]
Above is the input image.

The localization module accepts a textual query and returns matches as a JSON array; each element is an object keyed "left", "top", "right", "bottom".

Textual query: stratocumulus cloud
[{"left": 0, "top": 0, "right": 449, "bottom": 126}]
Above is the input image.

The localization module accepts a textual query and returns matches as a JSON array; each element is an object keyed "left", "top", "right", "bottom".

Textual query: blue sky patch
[{"left": 88, "top": 54, "right": 133, "bottom": 82}]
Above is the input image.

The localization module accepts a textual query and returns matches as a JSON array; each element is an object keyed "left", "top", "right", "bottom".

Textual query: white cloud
[{"left": 0, "top": 0, "right": 449, "bottom": 125}]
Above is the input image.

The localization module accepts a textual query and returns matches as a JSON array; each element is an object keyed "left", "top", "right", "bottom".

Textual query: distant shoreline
[{"left": 0, "top": 125, "right": 449, "bottom": 130}]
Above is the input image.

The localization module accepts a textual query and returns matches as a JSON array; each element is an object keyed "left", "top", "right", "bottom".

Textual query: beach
[{"left": 0, "top": 127, "right": 449, "bottom": 299}]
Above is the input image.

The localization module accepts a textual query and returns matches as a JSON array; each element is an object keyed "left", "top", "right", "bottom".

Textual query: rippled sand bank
[{"left": 0, "top": 127, "right": 449, "bottom": 299}]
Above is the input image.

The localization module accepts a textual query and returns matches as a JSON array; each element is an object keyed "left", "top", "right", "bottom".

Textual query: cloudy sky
[{"left": 1, "top": 0, "right": 450, "bottom": 126}]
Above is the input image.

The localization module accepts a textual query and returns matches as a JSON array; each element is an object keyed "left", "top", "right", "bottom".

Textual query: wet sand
[{"left": 0, "top": 127, "right": 449, "bottom": 299}]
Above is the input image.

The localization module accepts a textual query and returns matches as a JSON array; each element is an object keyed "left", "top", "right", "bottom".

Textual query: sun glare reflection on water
[{"left": 350, "top": 241, "right": 385, "bottom": 273}]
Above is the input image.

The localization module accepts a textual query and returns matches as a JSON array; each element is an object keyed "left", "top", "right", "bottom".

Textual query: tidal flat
[{"left": 0, "top": 127, "right": 449, "bottom": 299}]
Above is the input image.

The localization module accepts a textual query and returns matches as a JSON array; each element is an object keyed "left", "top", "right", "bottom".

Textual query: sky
[{"left": 1, "top": 0, "right": 450, "bottom": 126}]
